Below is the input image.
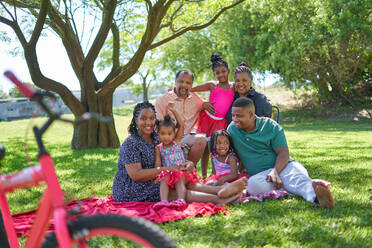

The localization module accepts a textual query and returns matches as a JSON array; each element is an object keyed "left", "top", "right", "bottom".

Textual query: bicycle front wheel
[{"left": 41, "top": 214, "right": 176, "bottom": 248}]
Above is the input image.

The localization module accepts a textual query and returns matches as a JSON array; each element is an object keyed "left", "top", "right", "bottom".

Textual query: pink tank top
[
  {"left": 212, "top": 155, "right": 231, "bottom": 176},
  {"left": 208, "top": 84, "right": 234, "bottom": 118}
]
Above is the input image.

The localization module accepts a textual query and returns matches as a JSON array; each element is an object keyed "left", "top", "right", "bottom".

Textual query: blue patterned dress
[{"left": 112, "top": 133, "right": 161, "bottom": 202}]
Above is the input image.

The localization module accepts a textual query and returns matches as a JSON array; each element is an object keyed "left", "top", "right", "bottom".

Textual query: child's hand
[
  {"left": 177, "top": 163, "right": 186, "bottom": 171},
  {"left": 155, "top": 178, "right": 160, "bottom": 184},
  {"left": 202, "top": 101, "right": 216, "bottom": 114},
  {"left": 183, "top": 161, "right": 194, "bottom": 173}
]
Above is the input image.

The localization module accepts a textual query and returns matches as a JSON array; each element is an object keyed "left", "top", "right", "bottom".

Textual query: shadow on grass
[
  {"left": 0, "top": 137, "right": 37, "bottom": 173},
  {"left": 1, "top": 139, "right": 119, "bottom": 213}
]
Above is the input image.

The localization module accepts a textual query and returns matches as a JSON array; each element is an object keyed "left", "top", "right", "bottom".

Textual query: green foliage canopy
[{"left": 159, "top": 0, "right": 372, "bottom": 106}]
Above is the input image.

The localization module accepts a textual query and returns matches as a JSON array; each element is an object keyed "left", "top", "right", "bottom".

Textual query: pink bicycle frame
[{"left": 0, "top": 153, "right": 73, "bottom": 248}]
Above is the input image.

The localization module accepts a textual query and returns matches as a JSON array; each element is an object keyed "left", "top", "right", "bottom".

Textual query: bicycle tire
[{"left": 41, "top": 214, "right": 176, "bottom": 248}]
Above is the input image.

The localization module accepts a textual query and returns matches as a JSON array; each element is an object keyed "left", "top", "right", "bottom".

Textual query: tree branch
[
  {"left": 165, "top": 0, "right": 176, "bottom": 8},
  {"left": 99, "top": 0, "right": 106, "bottom": 8},
  {"left": 146, "top": 79, "right": 152, "bottom": 88},
  {"left": 111, "top": 21, "right": 120, "bottom": 69},
  {"left": 25, "top": 64, "right": 85, "bottom": 116},
  {"left": 85, "top": 0, "right": 117, "bottom": 68},
  {"left": 0, "top": 16, "right": 12, "bottom": 26},
  {"left": 66, "top": 0, "right": 81, "bottom": 43},
  {"left": 102, "top": 21, "right": 121, "bottom": 86},
  {"left": 98, "top": 0, "right": 169, "bottom": 96},
  {"left": 46, "top": 4, "right": 67, "bottom": 33},
  {"left": 160, "top": 1, "right": 182, "bottom": 29},
  {"left": 2, "top": 0, "right": 39, "bottom": 9},
  {"left": 36, "top": 11, "right": 63, "bottom": 36},
  {"left": 12, "top": 0, "right": 18, "bottom": 21},
  {"left": 0, "top": 16, "right": 27, "bottom": 47},
  {"left": 145, "top": 0, "right": 152, "bottom": 9},
  {"left": 0, "top": 1, "right": 15, "bottom": 21},
  {"left": 84, "top": 7, "right": 99, "bottom": 53},
  {"left": 45, "top": 3, "right": 86, "bottom": 82},
  {"left": 29, "top": 0, "right": 49, "bottom": 47},
  {"left": 148, "top": 0, "right": 245, "bottom": 50},
  {"left": 92, "top": 0, "right": 104, "bottom": 10},
  {"left": 81, "top": 1, "right": 87, "bottom": 44},
  {"left": 24, "top": 6, "right": 63, "bottom": 37}
]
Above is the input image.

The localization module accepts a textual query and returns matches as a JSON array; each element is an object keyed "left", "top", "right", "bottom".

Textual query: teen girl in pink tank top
[{"left": 191, "top": 54, "right": 234, "bottom": 137}]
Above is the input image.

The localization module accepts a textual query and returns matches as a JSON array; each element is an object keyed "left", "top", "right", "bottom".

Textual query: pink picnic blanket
[
  {"left": 12, "top": 191, "right": 288, "bottom": 237},
  {"left": 11, "top": 196, "right": 228, "bottom": 236}
]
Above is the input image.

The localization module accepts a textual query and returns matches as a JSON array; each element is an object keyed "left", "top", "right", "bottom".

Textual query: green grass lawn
[{"left": 0, "top": 106, "right": 371, "bottom": 247}]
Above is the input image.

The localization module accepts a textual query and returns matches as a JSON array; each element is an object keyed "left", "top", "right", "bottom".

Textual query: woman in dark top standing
[
  {"left": 112, "top": 101, "right": 247, "bottom": 203},
  {"left": 226, "top": 62, "right": 272, "bottom": 125}
]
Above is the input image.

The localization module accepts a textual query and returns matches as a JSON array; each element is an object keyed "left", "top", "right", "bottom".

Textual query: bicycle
[{"left": 0, "top": 71, "right": 176, "bottom": 248}]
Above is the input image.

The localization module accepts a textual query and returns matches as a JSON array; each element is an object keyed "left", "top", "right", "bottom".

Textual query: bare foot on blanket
[
  {"left": 218, "top": 177, "right": 248, "bottom": 199},
  {"left": 216, "top": 193, "right": 242, "bottom": 206},
  {"left": 313, "top": 181, "right": 334, "bottom": 209}
]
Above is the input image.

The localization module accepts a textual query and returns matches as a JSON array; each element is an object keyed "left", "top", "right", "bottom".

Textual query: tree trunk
[
  {"left": 142, "top": 81, "right": 149, "bottom": 101},
  {"left": 98, "top": 92, "right": 120, "bottom": 148},
  {"left": 71, "top": 91, "right": 120, "bottom": 149}
]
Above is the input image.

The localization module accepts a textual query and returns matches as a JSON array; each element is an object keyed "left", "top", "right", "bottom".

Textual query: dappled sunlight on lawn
[{"left": 0, "top": 107, "right": 371, "bottom": 247}]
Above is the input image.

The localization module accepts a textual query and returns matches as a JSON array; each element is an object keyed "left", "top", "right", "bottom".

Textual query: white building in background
[{"left": 0, "top": 87, "right": 165, "bottom": 121}]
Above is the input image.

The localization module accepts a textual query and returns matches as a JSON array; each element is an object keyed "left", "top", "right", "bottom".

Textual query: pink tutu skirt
[
  {"left": 196, "top": 110, "right": 227, "bottom": 137},
  {"left": 203, "top": 172, "right": 249, "bottom": 184},
  {"left": 156, "top": 169, "right": 200, "bottom": 188}
]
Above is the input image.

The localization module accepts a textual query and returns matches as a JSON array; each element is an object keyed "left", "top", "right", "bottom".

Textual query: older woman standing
[
  {"left": 225, "top": 62, "right": 272, "bottom": 125},
  {"left": 112, "top": 101, "right": 247, "bottom": 203}
]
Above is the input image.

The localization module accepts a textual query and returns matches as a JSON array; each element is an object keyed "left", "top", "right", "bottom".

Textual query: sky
[{"left": 0, "top": 34, "right": 80, "bottom": 93}]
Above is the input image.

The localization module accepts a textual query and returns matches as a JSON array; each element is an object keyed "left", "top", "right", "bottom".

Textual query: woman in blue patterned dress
[{"left": 112, "top": 101, "right": 248, "bottom": 203}]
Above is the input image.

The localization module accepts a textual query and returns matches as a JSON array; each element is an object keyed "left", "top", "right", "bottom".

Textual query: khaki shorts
[{"left": 180, "top": 133, "right": 207, "bottom": 159}]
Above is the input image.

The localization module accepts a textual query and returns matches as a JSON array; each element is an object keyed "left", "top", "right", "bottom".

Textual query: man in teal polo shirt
[{"left": 227, "top": 97, "right": 334, "bottom": 208}]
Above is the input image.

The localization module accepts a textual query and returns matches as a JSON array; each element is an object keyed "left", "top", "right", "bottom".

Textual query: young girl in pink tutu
[
  {"left": 155, "top": 103, "right": 200, "bottom": 204},
  {"left": 192, "top": 54, "right": 235, "bottom": 137},
  {"left": 204, "top": 130, "right": 249, "bottom": 186}
]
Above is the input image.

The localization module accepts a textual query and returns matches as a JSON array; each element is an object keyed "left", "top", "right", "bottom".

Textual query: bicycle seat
[{"left": 0, "top": 143, "right": 5, "bottom": 161}]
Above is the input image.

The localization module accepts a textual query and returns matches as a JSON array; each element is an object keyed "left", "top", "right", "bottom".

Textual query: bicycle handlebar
[
  {"left": 4, "top": 71, "right": 35, "bottom": 98},
  {"left": 0, "top": 164, "right": 44, "bottom": 193}
]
